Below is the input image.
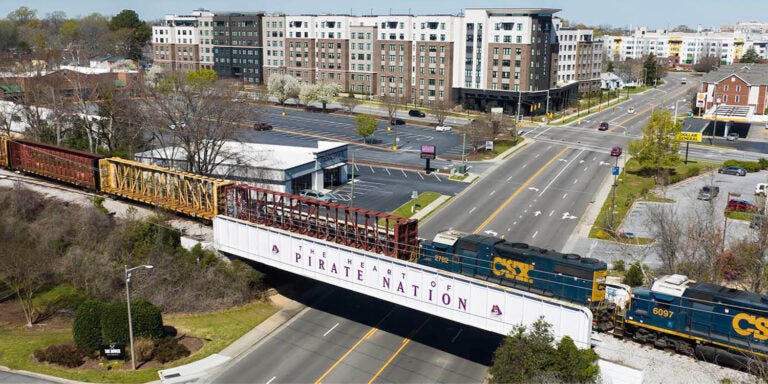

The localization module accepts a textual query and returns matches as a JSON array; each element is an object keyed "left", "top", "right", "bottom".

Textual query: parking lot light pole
[
  {"left": 673, "top": 98, "right": 687, "bottom": 122},
  {"left": 125, "top": 264, "right": 154, "bottom": 370}
]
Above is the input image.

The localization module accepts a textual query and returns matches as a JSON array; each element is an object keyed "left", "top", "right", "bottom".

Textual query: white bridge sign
[{"left": 213, "top": 216, "right": 593, "bottom": 348}]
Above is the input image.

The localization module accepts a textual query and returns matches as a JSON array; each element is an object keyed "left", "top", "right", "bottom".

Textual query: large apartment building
[
  {"left": 152, "top": 10, "right": 213, "bottom": 72},
  {"left": 151, "top": 8, "right": 584, "bottom": 115},
  {"left": 554, "top": 19, "right": 602, "bottom": 94}
]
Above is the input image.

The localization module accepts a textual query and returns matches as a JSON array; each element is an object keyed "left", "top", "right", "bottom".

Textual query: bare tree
[
  {"left": 431, "top": 99, "right": 454, "bottom": 126},
  {"left": 381, "top": 94, "right": 400, "bottom": 121},
  {"left": 465, "top": 117, "right": 495, "bottom": 152},
  {"left": 339, "top": 94, "right": 361, "bottom": 113},
  {"left": 94, "top": 83, "right": 147, "bottom": 156},
  {"left": 142, "top": 69, "right": 255, "bottom": 176},
  {"left": 645, "top": 204, "right": 684, "bottom": 274}
]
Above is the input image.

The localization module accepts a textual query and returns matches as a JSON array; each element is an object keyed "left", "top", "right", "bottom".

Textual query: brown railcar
[{"left": 7, "top": 138, "right": 104, "bottom": 190}]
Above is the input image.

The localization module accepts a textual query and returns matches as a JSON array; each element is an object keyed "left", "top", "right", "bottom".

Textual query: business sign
[
  {"left": 676, "top": 132, "right": 702, "bottom": 142},
  {"left": 420, "top": 144, "right": 436, "bottom": 159},
  {"left": 100, "top": 344, "right": 126, "bottom": 360},
  {"left": 696, "top": 92, "right": 707, "bottom": 108},
  {"left": 213, "top": 216, "right": 593, "bottom": 348}
]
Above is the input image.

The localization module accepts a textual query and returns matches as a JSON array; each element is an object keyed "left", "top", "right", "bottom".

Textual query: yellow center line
[
  {"left": 314, "top": 327, "right": 378, "bottom": 384},
  {"left": 473, "top": 147, "right": 570, "bottom": 234},
  {"left": 367, "top": 316, "right": 432, "bottom": 384},
  {"left": 610, "top": 87, "right": 691, "bottom": 132}
]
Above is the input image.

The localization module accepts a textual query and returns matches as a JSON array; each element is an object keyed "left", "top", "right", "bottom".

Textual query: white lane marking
[
  {"left": 513, "top": 221, "right": 517, "bottom": 225},
  {"left": 539, "top": 149, "right": 584, "bottom": 197},
  {"left": 490, "top": 190, "right": 496, "bottom": 196},
  {"left": 549, "top": 210, "right": 554, "bottom": 217},
  {"left": 323, "top": 323, "right": 339, "bottom": 337},
  {"left": 534, "top": 211, "right": 541, "bottom": 216},
  {"left": 369, "top": 166, "right": 375, "bottom": 173},
  {"left": 574, "top": 179, "right": 578, "bottom": 184},
  {"left": 401, "top": 170, "right": 408, "bottom": 178},
  {"left": 469, "top": 207, "right": 477, "bottom": 214},
  {"left": 584, "top": 167, "right": 588, "bottom": 172},
  {"left": 534, "top": 127, "right": 552, "bottom": 138},
  {"left": 522, "top": 163, "right": 528, "bottom": 169},
  {"left": 432, "top": 173, "right": 441, "bottom": 181},
  {"left": 418, "top": 172, "right": 425, "bottom": 180},
  {"left": 535, "top": 153, "right": 541, "bottom": 158},
  {"left": 562, "top": 193, "right": 568, "bottom": 199},
  {"left": 451, "top": 328, "right": 464, "bottom": 343},
  {"left": 507, "top": 176, "right": 513, "bottom": 181},
  {"left": 532, "top": 231, "right": 538, "bottom": 239},
  {"left": 385, "top": 168, "right": 391, "bottom": 175},
  {"left": 266, "top": 376, "right": 277, "bottom": 384},
  {"left": 507, "top": 227, "right": 511, "bottom": 232}
]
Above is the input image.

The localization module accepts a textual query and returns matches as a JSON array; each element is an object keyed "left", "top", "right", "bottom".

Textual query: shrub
[
  {"left": 100, "top": 302, "right": 129, "bottom": 345},
  {"left": 132, "top": 337, "right": 155, "bottom": 363},
  {"left": 722, "top": 159, "right": 761, "bottom": 172},
  {"left": 759, "top": 158, "right": 768, "bottom": 170},
  {"left": 35, "top": 284, "right": 89, "bottom": 321},
  {"left": 612, "top": 260, "right": 626, "bottom": 272},
  {"left": 132, "top": 300, "right": 164, "bottom": 340},
  {"left": 33, "top": 343, "right": 86, "bottom": 368},
  {"left": 153, "top": 337, "right": 190, "bottom": 363},
  {"left": 73, "top": 300, "right": 103, "bottom": 351},
  {"left": 624, "top": 262, "right": 645, "bottom": 287}
]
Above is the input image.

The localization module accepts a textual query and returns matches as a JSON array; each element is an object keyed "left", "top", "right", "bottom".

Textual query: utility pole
[
  {"left": 545, "top": 89, "right": 550, "bottom": 124},
  {"left": 461, "top": 132, "right": 467, "bottom": 171}
]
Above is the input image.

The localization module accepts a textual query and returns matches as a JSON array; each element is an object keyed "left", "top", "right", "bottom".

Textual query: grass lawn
[
  {"left": 467, "top": 138, "right": 521, "bottom": 161},
  {"left": 388, "top": 191, "right": 442, "bottom": 220},
  {"left": 589, "top": 159, "right": 716, "bottom": 242},
  {"left": 0, "top": 300, "right": 276, "bottom": 383}
]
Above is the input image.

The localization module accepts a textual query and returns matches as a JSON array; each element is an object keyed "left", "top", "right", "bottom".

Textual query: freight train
[{"left": 2, "top": 135, "right": 767, "bottom": 370}]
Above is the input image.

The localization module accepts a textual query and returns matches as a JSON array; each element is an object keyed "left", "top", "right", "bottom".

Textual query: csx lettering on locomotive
[
  {"left": 732, "top": 312, "right": 768, "bottom": 340},
  {"left": 492, "top": 257, "right": 533, "bottom": 283}
]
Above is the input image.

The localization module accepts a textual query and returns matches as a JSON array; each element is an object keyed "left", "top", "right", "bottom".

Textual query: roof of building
[
  {"left": 135, "top": 140, "right": 346, "bottom": 171},
  {"left": 701, "top": 63, "right": 768, "bottom": 85},
  {"left": 467, "top": 8, "right": 561, "bottom": 16}
]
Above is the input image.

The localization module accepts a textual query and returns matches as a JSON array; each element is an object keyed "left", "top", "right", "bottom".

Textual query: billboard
[
  {"left": 420, "top": 144, "right": 436, "bottom": 159},
  {"left": 676, "top": 132, "right": 702, "bottom": 142},
  {"left": 213, "top": 216, "right": 593, "bottom": 348}
]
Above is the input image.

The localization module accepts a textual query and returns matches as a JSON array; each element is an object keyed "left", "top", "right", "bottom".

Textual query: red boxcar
[{"left": 8, "top": 139, "right": 104, "bottom": 190}]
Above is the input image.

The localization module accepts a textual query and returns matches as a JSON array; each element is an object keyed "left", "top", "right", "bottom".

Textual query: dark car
[
  {"left": 253, "top": 122, "right": 273, "bottom": 131},
  {"left": 610, "top": 146, "right": 622, "bottom": 157},
  {"left": 408, "top": 109, "right": 426, "bottom": 117},
  {"left": 390, "top": 118, "right": 405, "bottom": 125},
  {"left": 697, "top": 185, "right": 720, "bottom": 201},
  {"left": 718, "top": 166, "right": 747, "bottom": 176},
  {"left": 598, "top": 122, "right": 609, "bottom": 131},
  {"left": 727, "top": 199, "right": 757, "bottom": 212}
]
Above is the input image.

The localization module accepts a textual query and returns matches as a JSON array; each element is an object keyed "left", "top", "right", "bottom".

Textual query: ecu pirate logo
[{"left": 491, "top": 304, "right": 503, "bottom": 317}]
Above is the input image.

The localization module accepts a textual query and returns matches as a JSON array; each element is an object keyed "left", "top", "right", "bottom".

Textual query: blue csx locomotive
[
  {"left": 418, "top": 230, "right": 615, "bottom": 331},
  {"left": 620, "top": 274, "right": 768, "bottom": 369}
]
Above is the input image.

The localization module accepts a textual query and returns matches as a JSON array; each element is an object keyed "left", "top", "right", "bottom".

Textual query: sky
[{"left": 1, "top": 0, "right": 766, "bottom": 30}]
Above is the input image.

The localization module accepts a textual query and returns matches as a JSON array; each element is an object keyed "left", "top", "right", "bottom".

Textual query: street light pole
[
  {"left": 125, "top": 264, "right": 154, "bottom": 370},
  {"left": 545, "top": 89, "right": 550, "bottom": 124}
]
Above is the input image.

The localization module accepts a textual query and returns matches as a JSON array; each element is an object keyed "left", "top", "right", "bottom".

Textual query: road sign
[
  {"left": 676, "top": 132, "right": 702, "bottom": 142},
  {"left": 612, "top": 166, "right": 620, "bottom": 176}
]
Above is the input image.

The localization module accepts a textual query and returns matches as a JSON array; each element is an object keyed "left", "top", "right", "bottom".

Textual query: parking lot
[
  {"left": 327, "top": 164, "right": 468, "bottom": 213},
  {"left": 620, "top": 169, "right": 768, "bottom": 244}
]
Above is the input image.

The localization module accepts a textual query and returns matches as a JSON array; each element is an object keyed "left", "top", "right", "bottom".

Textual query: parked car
[
  {"left": 598, "top": 122, "right": 609, "bottom": 131},
  {"left": 727, "top": 199, "right": 757, "bottom": 212},
  {"left": 299, "top": 189, "right": 336, "bottom": 203},
  {"left": 756, "top": 183, "right": 768, "bottom": 196},
  {"left": 253, "top": 122, "right": 273, "bottom": 131},
  {"left": 697, "top": 185, "right": 720, "bottom": 201},
  {"left": 726, "top": 132, "right": 739, "bottom": 141},
  {"left": 750, "top": 214, "right": 767, "bottom": 229},
  {"left": 718, "top": 166, "right": 747, "bottom": 176},
  {"left": 390, "top": 118, "right": 406, "bottom": 125},
  {"left": 408, "top": 109, "right": 426, "bottom": 117},
  {"left": 610, "top": 146, "right": 622, "bottom": 157},
  {"left": 435, "top": 125, "right": 452, "bottom": 131}
]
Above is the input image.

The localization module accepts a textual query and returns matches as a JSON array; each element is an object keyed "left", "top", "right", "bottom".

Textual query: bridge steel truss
[
  {"left": 220, "top": 184, "right": 419, "bottom": 260},
  {"left": 99, "top": 157, "right": 233, "bottom": 220}
]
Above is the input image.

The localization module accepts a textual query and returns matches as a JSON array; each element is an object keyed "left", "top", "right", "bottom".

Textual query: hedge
[
  {"left": 131, "top": 300, "right": 164, "bottom": 340},
  {"left": 100, "top": 301, "right": 129, "bottom": 345},
  {"left": 72, "top": 300, "right": 103, "bottom": 351},
  {"left": 722, "top": 159, "right": 768, "bottom": 173}
]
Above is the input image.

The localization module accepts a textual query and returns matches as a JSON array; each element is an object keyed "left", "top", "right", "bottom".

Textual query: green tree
[
  {"left": 7, "top": 6, "right": 37, "bottom": 26},
  {"left": 554, "top": 336, "right": 600, "bottom": 383},
  {"left": 354, "top": 114, "right": 377, "bottom": 143},
  {"left": 740, "top": 47, "right": 762, "bottom": 63},
  {"left": 108, "top": 9, "right": 150, "bottom": 60},
  {"left": 489, "top": 318, "right": 556, "bottom": 383},
  {"left": 627, "top": 110, "right": 682, "bottom": 175},
  {"left": 643, "top": 54, "right": 658, "bottom": 86},
  {"left": 186, "top": 68, "right": 217, "bottom": 88},
  {"left": 625, "top": 262, "right": 646, "bottom": 286},
  {"left": 59, "top": 19, "right": 80, "bottom": 44},
  {"left": 606, "top": 61, "right": 614, "bottom": 73}
]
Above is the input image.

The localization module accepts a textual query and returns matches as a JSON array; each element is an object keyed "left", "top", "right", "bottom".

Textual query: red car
[
  {"left": 598, "top": 122, "right": 609, "bottom": 131},
  {"left": 610, "top": 146, "right": 622, "bottom": 157},
  {"left": 253, "top": 123, "right": 273, "bottom": 131},
  {"left": 726, "top": 199, "right": 757, "bottom": 212}
]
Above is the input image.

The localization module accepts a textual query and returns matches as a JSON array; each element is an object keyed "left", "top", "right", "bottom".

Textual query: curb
[{"left": 0, "top": 365, "right": 82, "bottom": 384}]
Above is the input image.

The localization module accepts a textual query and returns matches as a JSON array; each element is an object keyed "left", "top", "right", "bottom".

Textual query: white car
[
  {"left": 726, "top": 132, "right": 739, "bottom": 141},
  {"left": 435, "top": 125, "right": 452, "bottom": 131},
  {"left": 627, "top": 107, "right": 635, "bottom": 114}
]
